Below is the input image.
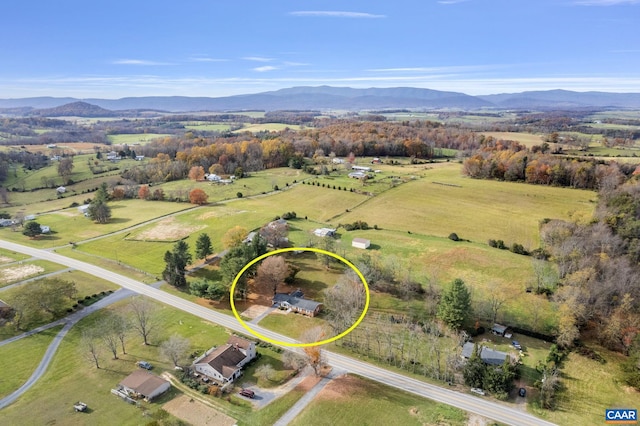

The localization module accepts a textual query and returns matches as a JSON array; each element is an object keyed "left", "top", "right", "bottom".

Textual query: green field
[
  {"left": 290, "top": 374, "right": 467, "bottom": 426},
  {"left": 106, "top": 133, "right": 171, "bottom": 145},
  {"left": 0, "top": 326, "right": 63, "bottom": 399},
  {"left": 233, "top": 123, "right": 304, "bottom": 133},
  {"left": 183, "top": 123, "right": 232, "bottom": 132},
  {"left": 338, "top": 163, "right": 595, "bottom": 247}
]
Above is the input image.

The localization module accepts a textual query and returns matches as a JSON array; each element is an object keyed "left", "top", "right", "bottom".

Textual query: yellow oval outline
[{"left": 229, "top": 247, "right": 370, "bottom": 348}]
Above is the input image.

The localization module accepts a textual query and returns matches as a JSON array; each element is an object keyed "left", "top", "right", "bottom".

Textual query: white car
[{"left": 470, "top": 388, "right": 485, "bottom": 396}]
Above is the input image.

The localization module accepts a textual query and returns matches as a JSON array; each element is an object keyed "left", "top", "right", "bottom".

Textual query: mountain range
[{"left": 1, "top": 86, "right": 640, "bottom": 115}]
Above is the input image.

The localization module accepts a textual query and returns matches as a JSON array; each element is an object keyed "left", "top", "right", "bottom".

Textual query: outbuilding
[
  {"left": 118, "top": 370, "right": 170, "bottom": 401},
  {"left": 352, "top": 238, "right": 370, "bottom": 249}
]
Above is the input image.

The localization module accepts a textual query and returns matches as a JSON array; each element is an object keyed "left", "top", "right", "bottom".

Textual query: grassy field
[
  {"left": 289, "top": 374, "right": 468, "bottom": 426},
  {"left": 0, "top": 199, "right": 194, "bottom": 248},
  {"left": 482, "top": 132, "right": 546, "bottom": 147},
  {"left": 0, "top": 248, "right": 31, "bottom": 264},
  {"left": 258, "top": 313, "right": 327, "bottom": 340},
  {"left": 338, "top": 163, "right": 595, "bottom": 247},
  {"left": 0, "top": 270, "right": 118, "bottom": 301},
  {"left": 233, "top": 123, "right": 304, "bottom": 133},
  {"left": 531, "top": 345, "right": 640, "bottom": 426},
  {"left": 183, "top": 123, "right": 231, "bottom": 132},
  {"left": 0, "top": 325, "right": 63, "bottom": 399},
  {"left": 0, "top": 259, "right": 67, "bottom": 288},
  {"left": 106, "top": 133, "right": 171, "bottom": 145}
]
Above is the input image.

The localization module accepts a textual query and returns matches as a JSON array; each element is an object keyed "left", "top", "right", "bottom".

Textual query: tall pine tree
[{"left": 437, "top": 278, "right": 472, "bottom": 329}]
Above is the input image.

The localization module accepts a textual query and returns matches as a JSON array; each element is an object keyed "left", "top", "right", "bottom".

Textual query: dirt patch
[
  {"left": 0, "top": 264, "right": 44, "bottom": 283},
  {"left": 133, "top": 217, "right": 205, "bottom": 241},
  {"left": 467, "top": 413, "right": 492, "bottom": 426},
  {"left": 240, "top": 304, "right": 271, "bottom": 319},
  {"left": 163, "top": 395, "right": 236, "bottom": 426},
  {"left": 197, "top": 209, "right": 248, "bottom": 220},
  {"left": 314, "top": 374, "right": 362, "bottom": 401},
  {"left": 0, "top": 255, "right": 14, "bottom": 264},
  {"left": 294, "top": 374, "right": 322, "bottom": 392}
]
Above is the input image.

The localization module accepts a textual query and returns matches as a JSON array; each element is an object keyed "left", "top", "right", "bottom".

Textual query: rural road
[{"left": 0, "top": 239, "right": 555, "bottom": 426}]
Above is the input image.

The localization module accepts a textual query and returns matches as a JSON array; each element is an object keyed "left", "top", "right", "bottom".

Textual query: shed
[
  {"left": 40, "top": 225, "right": 50, "bottom": 234},
  {"left": 491, "top": 324, "right": 510, "bottom": 337},
  {"left": 314, "top": 228, "right": 336, "bottom": 238},
  {"left": 352, "top": 238, "right": 370, "bottom": 249},
  {"left": 56, "top": 186, "right": 66, "bottom": 193},
  {"left": 118, "top": 370, "right": 170, "bottom": 401}
]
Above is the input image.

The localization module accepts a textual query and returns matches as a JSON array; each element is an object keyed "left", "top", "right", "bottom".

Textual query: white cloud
[
  {"left": 574, "top": 0, "right": 639, "bottom": 5},
  {"left": 290, "top": 11, "right": 386, "bottom": 18},
  {"left": 253, "top": 66, "right": 278, "bottom": 72},
  {"left": 188, "top": 56, "right": 228, "bottom": 62},
  {"left": 283, "top": 61, "right": 309, "bottom": 67},
  {"left": 242, "top": 56, "right": 273, "bottom": 62},
  {"left": 112, "top": 59, "right": 172, "bottom": 66}
]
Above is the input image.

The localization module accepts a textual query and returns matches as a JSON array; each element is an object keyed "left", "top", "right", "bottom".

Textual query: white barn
[{"left": 352, "top": 238, "right": 370, "bottom": 249}]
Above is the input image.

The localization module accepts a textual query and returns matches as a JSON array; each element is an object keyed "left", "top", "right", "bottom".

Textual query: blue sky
[{"left": 1, "top": 0, "right": 639, "bottom": 98}]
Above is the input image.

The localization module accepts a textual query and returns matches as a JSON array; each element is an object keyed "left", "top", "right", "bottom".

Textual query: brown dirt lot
[
  {"left": 0, "top": 255, "right": 14, "bottom": 264},
  {"left": 313, "top": 374, "right": 361, "bottom": 401},
  {"left": 133, "top": 217, "right": 205, "bottom": 241},
  {"left": 0, "top": 264, "right": 44, "bottom": 284},
  {"left": 162, "top": 395, "right": 236, "bottom": 426}
]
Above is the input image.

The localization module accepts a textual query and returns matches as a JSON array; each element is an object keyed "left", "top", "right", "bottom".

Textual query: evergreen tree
[
  {"left": 162, "top": 240, "right": 192, "bottom": 287},
  {"left": 22, "top": 221, "right": 43, "bottom": 238},
  {"left": 88, "top": 182, "right": 111, "bottom": 224},
  {"left": 195, "top": 233, "right": 213, "bottom": 260},
  {"left": 437, "top": 278, "right": 472, "bottom": 329},
  {"left": 463, "top": 343, "right": 486, "bottom": 388}
]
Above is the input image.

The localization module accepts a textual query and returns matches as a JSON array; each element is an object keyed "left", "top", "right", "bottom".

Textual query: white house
[
  {"left": 40, "top": 225, "right": 50, "bottom": 234},
  {"left": 56, "top": 186, "right": 66, "bottom": 194},
  {"left": 78, "top": 204, "right": 90, "bottom": 214},
  {"left": 192, "top": 336, "right": 256, "bottom": 385},
  {"left": 351, "top": 165, "right": 371, "bottom": 172},
  {"left": 352, "top": 238, "right": 370, "bottom": 249},
  {"left": 118, "top": 370, "right": 170, "bottom": 401},
  {"left": 135, "top": 155, "right": 145, "bottom": 161},
  {"left": 332, "top": 158, "right": 344, "bottom": 164},
  {"left": 206, "top": 174, "right": 221, "bottom": 182}
]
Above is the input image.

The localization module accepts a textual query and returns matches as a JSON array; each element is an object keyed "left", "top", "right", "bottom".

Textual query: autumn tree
[
  {"left": 222, "top": 226, "right": 248, "bottom": 249},
  {"left": 162, "top": 240, "right": 192, "bottom": 288},
  {"left": 437, "top": 278, "right": 472, "bottom": 330},
  {"left": 189, "top": 188, "right": 208, "bottom": 205},
  {"left": 195, "top": 233, "right": 213, "bottom": 260},
  {"left": 160, "top": 334, "right": 191, "bottom": 367},
  {"left": 256, "top": 256, "right": 288, "bottom": 295},
  {"left": 138, "top": 185, "right": 150, "bottom": 200},
  {"left": 301, "top": 326, "right": 327, "bottom": 376},
  {"left": 188, "top": 166, "right": 205, "bottom": 181}
]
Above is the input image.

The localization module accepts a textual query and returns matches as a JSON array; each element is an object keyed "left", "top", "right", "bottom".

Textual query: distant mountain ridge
[{"left": 1, "top": 86, "right": 640, "bottom": 114}]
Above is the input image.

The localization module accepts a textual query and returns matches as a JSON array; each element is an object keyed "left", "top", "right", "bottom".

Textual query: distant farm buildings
[
  {"left": 352, "top": 238, "right": 370, "bottom": 249},
  {"left": 314, "top": 228, "right": 336, "bottom": 238}
]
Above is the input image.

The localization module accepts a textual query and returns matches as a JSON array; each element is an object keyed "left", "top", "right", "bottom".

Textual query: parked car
[
  {"left": 74, "top": 401, "right": 87, "bottom": 412},
  {"left": 239, "top": 389, "right": 255, "bottom": 398},
  {"left": 518, "top": 387, "right": 527, "bottom": 397},
  {"left": 470, "top": 388, "right": 485, "bottom": 396},
  {"left": 136, "top": 361, "right": 152, "bottom": 370},
  {"left": 512, "top": 340, "right": 522, "bottom": 350}
]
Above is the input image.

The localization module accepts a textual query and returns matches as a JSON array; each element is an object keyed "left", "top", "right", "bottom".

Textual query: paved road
[
  {"left": 0, "top": 287, "right": 134, "bottom": 409},
  {"left": 0, "top": 240, "right": 555, "bottom": 426}
]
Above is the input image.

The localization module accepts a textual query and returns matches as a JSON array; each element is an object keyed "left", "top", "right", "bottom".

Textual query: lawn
[
  {"left": 0, "top": 298, "right": 246, "bottom": 425},
  {"left": 0, "top": 248, "right": 30, "bottom": 264},
  {"left": 0, "top": 259, "right": 66, "bottom": 288},
  {"left": 0, "top": 325, "right": 63, "bottom": 399},
  {"left": 338, "top": 163, "right": 595, "bottom": 247},
  {"left": 258, "top": 313, "right": 327, "bottom": 340},
  {"left": 289, "top": 374, "right": 468, "bottom": 426}
]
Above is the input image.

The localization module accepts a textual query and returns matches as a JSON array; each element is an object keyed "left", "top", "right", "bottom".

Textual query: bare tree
[
  {"left": 160, "top": 334, "right": 191, "bottom": 367},
  {"left": 255, "top": 363, "right": 275, "bottom": 382},
  {"left": 260, "top": 222, "right": 288, "bottom": 248},
  {"left": 256, "top": 255, "right": 288, "bottom": 295},
  {"left": 486, "top": 286, "right": 507, "bottom": 324},
  {"left": 323, "top": 270, "right": 366, "bottom": 336},
  {"left": 301, "top": 326, "right": 327, "bottom": 376},
  {"left": 112, "top": 314, "right": 131, "bottom": 354},
  {"left": 100, "top": 317, "right": 121, "bottom": 360},
  {"left": 57, "top": 157, "right": 74, "bottom": 184},
  {"left": 81, "top": 328, "right": 102, "bottom": 369},
  {"left": 128, "top": 296, "right": 157, "bottom": 346},
  {"left": 282, "top": 350, "right": 306, "bottom": 371}
]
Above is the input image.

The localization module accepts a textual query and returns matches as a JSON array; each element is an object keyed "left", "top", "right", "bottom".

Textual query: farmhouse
[
  {"left": 118, "top": 370, "right": 170, "bottom": 401},
  {"left": 332, "top": 158, "right": 344, "bottom": 164},
  {"left": 78, "top": 204, "right": 90, "bottom": 215},
  {"left": 461, "top": 342, "right": 509, "bottom": 366},
  {"left": 314, "top": 228, "right": 336, "bottom": 238},
  {"left": 0, "top": 219, "right": 14, "bottom": 227},
  {"left": 135, "top": 155, "right": 145, "bottom": 161},
  {"left": 352, "top": 238, "right": 370, "bottom": 249},
  {"left": 56, "top": 186, "right": 66, "bottom": 194},
  {"left": 40, "top": 225, "right": 50, "bottom": 234},
  {"left": 206, "top": 173, "right": 221, "bottom": 182},
  {"left": 106, "top": 151, "right": 121, "bottom": 161},
  {"left": 273, "top": 289, "right": 323, "bottom": 317},
  {"left": 192, "top": 335, "right": 256, "bottom": 385}
]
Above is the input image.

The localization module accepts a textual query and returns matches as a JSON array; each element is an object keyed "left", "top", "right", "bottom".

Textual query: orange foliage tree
[
  {"left": 138, "top": 185, "right": 150, "bottom": 200},
  {"left": 189, "top": 188, "right": 208, "bottom": 205},
  {"left": 188, "top": 166, "right": 205, "bottom": 181}
]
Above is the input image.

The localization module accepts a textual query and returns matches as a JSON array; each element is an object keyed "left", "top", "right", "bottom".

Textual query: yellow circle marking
[{"left": 229, "top": 247, "right": 370, "bottom": 347}]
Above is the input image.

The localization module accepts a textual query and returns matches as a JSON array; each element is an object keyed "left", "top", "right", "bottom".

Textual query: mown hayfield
[
  {"left": 106, "top": 133, "right": 171, "bottom": 145},
  {"left": 0, "top": 325, "right": 63, "bottom": 399},
  {"left": 289, "top": 374, "right": 467, "bottom": 426},
  {"left": 232, "top": 123, "right": 304, "bottom": 133},
  {"left": 0, "top": 259, "right": 66, "bottom": 288},
  {"left": 183, "top": 123, "right": 231, "bottom": 132},
  {"left": 531, "top": 347, "right": 640, "bottom": 426},
  {"left": 337, "top": 163, "right": 595, "bottom": 247}
]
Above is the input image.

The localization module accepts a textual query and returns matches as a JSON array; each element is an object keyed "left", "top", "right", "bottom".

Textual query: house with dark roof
[
  {"left": 273, "top": 289, "right": 323, "bottom": 317},
  {"left": 491, "top": 323, "right": 512, "bottom": 338},
  {"left": 192, "top": 335, "right": 256, "bottom": 385},
  {"left": 118, "top": 370, "right": 170, "bottom": 401},
  {"left": 461, "top": 342, "right": 509, "bottom": 366}
]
